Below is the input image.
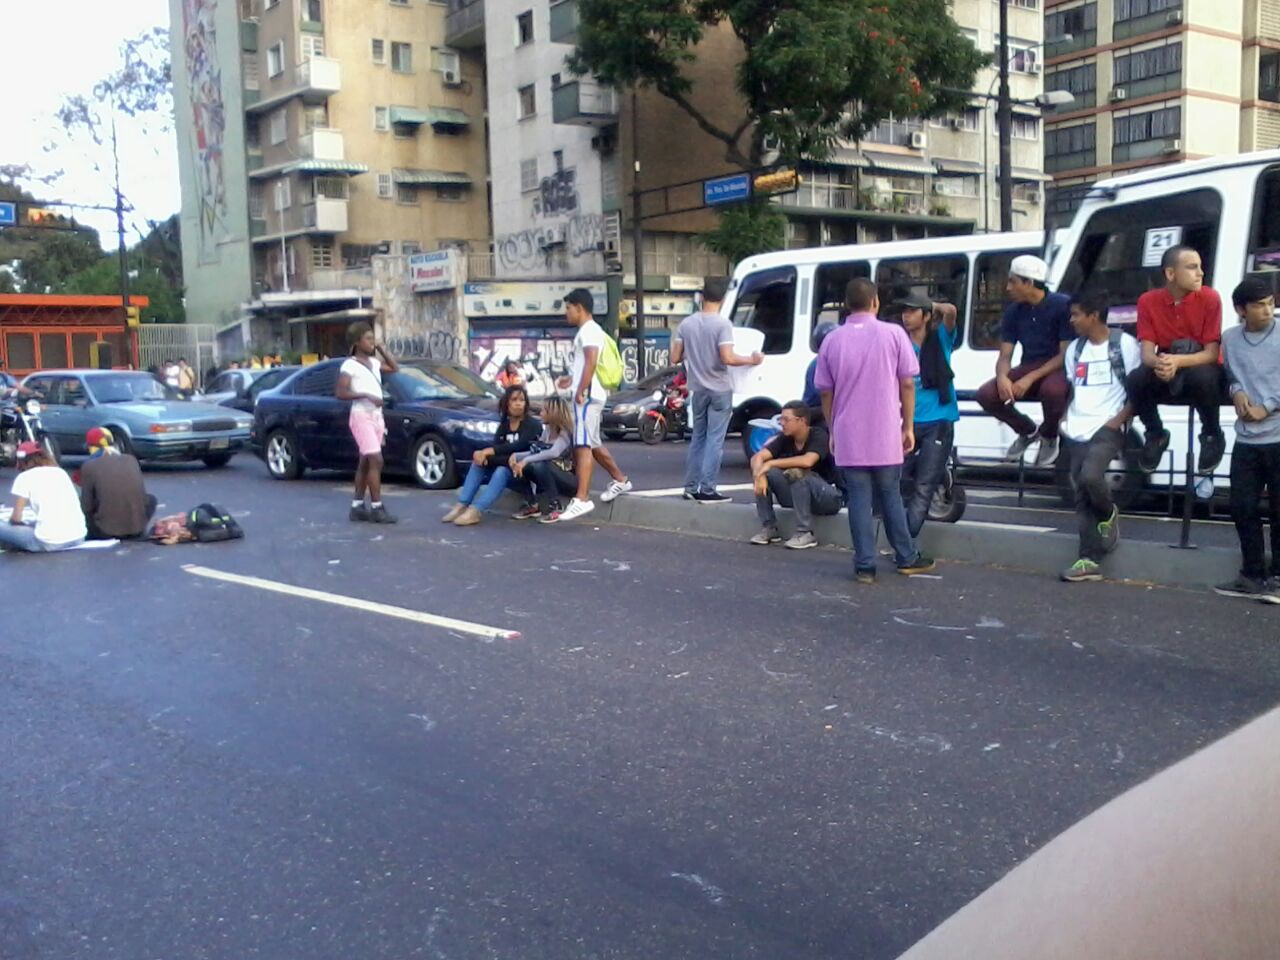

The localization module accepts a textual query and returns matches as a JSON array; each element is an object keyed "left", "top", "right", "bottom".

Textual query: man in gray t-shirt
[{"left": 671, "top": 277, "right": 763, "bottom": 502}]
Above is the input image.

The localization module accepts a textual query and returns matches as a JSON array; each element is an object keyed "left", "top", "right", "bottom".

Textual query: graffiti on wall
[
  {"left": 532, "top": 168, "right": 579, "bottom": 219},
  {"left": 469, "top": 333, "right": 671, "bottom": 390},
  {"left": 494, "top": 214, "right": 608, "bottom": 274},
  {"left": 384, "top": 331, "right": 465, "bottom": 364},
  {"left": 182, "top": 0, "right": 230, "bottom": 263}
]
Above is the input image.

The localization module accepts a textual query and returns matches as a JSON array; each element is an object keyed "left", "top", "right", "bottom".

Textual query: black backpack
[{"left": 187, "top": 503, "right": 244, "bottom": 543}]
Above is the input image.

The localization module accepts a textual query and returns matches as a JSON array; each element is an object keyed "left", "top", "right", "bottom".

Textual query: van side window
[
  {"left": 875, "top": 255, "right": 969, "bottom": 344},
  {"left": 1246, "top": 165, "right": 1280, "bottom": 298},
  {"left": 1058, "top": 188, "right": 1221, "bottom": 312},
  {"left": 729, "top": 266, "right": 797, "bottom": 354},
  {"left": 812, "top": 262, "right": 872, "bottom": 328},
  {"left": 971, "top": 251, "right": 1032, "bottom": 350}
]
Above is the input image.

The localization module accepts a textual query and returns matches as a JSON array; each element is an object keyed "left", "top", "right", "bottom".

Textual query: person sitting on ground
[
  {"left": 896, "top": 293, "right": 960, "bottom": 539},
  {"left": 78, "top": 427, "right": 157, "bottom": 541},
  {"left": 749, "top": 400, "right": 843, "bottom": 550},
  {"left": 1057, "top": 291, "right": 1142, "bottom": 583},
  {"left": 1214, "top": 277, "right": 1280, "bottom": 603},
  {"left": 976, "top": 254, "right": 1073, "bottom": 467},
  {"left": 509, "top": 396, "right": 578, "bottom": 522},
  {"left": 1127, "top": 244, "right": 1227, "bottom": 476},
  {"left": 442, "top": 384, "right": 541, "bottom": 526},
  {"left": 0, "top": 442, "right": 86, "bottom": 553}
]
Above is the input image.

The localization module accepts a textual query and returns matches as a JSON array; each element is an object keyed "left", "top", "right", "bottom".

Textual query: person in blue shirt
[
  {"left": 803, "top": 319, "right": 838, "bottom": 419},
  {"left": 896, "top": 292, "right": 960, "bottom": 537}
]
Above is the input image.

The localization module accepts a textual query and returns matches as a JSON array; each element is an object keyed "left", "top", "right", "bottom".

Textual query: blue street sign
[
  {"left": 0, "top": 202, "right": 15, "bottom": 227},
  {"left": 704, "top": 173, "right": 752, "bottom": 207}
]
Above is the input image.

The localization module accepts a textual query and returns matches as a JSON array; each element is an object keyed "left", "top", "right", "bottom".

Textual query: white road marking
[
  {"left": 965, "top": 489, "right": 1058, "bottom": 501},
  {"left": 627, "top": 483, "right": 754, "bottom": 498},
  {"left": 181, "top": 564, "right": 521, "bottom": 641},
  {"left": 957, "top": 519, "right": 1058, "bottom": 534}
]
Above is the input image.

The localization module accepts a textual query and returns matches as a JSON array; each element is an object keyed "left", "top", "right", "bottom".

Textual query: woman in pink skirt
[{"left": 336, "top": 321, "right": 400, "bottom": 523}]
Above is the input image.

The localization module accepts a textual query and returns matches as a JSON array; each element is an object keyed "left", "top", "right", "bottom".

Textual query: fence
[{"left": 136, "top": 323, "right": 217, "bottom": 389}]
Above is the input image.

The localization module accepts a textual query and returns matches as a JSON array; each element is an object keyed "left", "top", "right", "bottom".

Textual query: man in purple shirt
[{"left": 816, "top": 278, "right": 937, "bottom": 583}]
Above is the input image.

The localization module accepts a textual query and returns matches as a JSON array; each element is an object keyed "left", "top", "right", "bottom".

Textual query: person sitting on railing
[
  {"left": 1126, "top": 244, "right": 1226, "bottom": 476},
  {"left": 975, "top": 255, "right": 1073, "bottom": 468}
]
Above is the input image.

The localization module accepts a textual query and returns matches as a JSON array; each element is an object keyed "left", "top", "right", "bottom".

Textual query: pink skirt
[{"left": 349, "top": 407, "right": 386, "bottom": 455}]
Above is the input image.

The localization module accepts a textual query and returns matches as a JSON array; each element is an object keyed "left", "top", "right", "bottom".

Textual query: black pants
[
  {"left": 523, "top": 460, "right": 577, "bottom": 513},
  {"left": 1125, "top": 363, "right": 1224, "bottom": 436},
  {"left": 901, "top": 420, "right": 955, "bottom": 538},
  {"left": 1065, "top": 427, "right": 1124, "bottom": 562},
  {"left": 1229, "top": 441, "right": 1280, "bottom": 581}
]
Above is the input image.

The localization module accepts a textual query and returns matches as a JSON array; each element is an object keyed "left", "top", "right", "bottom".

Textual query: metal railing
[
  {"left": 308, "top": 267, "right": 373, "bottom": 291},
  {"left": 465, "top": 252, "right": 495, "bottom": 280}
]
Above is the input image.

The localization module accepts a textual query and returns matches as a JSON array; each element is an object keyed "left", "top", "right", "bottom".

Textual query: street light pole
[
  {"left": 997, "top": 0, "right": 1013, "bottom": 232},
  {"left": 630, "top": 86, "right": 647, "bottom": 381},
  {"left": 110, "top": 102, "right": 133, "bottom": 359}
]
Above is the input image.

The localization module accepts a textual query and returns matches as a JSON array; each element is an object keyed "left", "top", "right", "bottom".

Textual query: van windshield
[
  {"left": 1059, "top": 188, "right": 1221, "bottom": 320},
  {"left": 730, "top": 266, "right": 796, "bottom": 354}
]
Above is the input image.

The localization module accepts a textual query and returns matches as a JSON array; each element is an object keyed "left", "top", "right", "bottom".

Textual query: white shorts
[{"left": 573, "top": 400, "right": 604, "bottom": 449}]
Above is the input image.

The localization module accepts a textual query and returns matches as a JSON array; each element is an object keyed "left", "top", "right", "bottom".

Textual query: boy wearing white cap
[{"left": 975, "top": 254, "right": 1073, "bottom": 466}]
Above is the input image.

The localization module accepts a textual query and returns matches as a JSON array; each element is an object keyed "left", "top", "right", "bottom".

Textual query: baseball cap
[
  {"left": 86, "top": 426, "right": 115, "bottom": 449},
  {"left": 895, "top": 291, "right": 933, "bottom": 312},
  {"left": 1010, "top": 255, "right": 1049, "bottom": 284},
  {"left": 15, "top": 441, "right": 41, "bottom": 460}
]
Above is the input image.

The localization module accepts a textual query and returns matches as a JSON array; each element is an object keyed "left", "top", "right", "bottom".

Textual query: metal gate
[{"left": 136, "top": 324, "right": 217, "bottom": 389}]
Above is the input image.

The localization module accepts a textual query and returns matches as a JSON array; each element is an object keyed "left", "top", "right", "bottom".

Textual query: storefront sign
[
  {"left": 620, "top": 295, "right": 697, "bottom": 318},
  {"left": 463, "top": 280, "right": 609, "bottom": 317},
  {"left": 409, "top": 250, "right": 460, "bottom": 293},
  {"left": 668, "top": 275, "right": 705, "bottom": 291}
]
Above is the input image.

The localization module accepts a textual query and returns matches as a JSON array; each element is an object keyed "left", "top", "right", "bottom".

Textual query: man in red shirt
[{"left": 1127, "top": 245, "right": 1226, "bottom": 474}]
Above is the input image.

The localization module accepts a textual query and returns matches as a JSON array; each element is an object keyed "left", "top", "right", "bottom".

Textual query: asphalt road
[{"left": 3, "top": 454, "right": 1278, "bottom": 959}]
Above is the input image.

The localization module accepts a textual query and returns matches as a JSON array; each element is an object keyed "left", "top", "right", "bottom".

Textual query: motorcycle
[
  {"left": 639, "top": 385, "right": 689, "bottom": 444},
  {"left": 0, "top": 396, "right": 59, "bottom": 468}
]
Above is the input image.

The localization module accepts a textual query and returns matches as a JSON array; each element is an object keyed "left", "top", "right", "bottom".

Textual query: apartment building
[
  {"left": 1044, "top": 0, "right": 1280, "bottom": 223},
  {"left": 170, "top": 0, "right": 489, "bottom": 356}
]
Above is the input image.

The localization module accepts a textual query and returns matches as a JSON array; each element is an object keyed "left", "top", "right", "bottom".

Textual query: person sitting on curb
[
  {"left": 1058, "top": 291, "right": 1142, "bottom": 583},
  {"left": 1127, "top": 244, "right": 1227, "bottom": 476},
  {"left": 975, "top": 254, "right": 1073, "bottom": 467},
  {"left": 442, "top": 385, "right": 541, "bottom": 527},
  {"left": 78, "top": 427, "right": 157, "bottom": 541},
  {"left": 509, "top": 396, "right": 579, "bottom": 523},
  {"left": 749, "top": 400, "right": 843, "bottom": 550},
  {"left": 1214, "top": 277, "right": 1280, "bottom": 603},
  {"left": 0, "top": 442, "right": 86, "bottom": 553}
]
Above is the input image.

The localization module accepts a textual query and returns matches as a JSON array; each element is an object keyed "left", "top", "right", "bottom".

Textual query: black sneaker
[
  {"left": 1259, "top": 577, "right": 1280, "bottom": 606},
  {"left": 693, "top": 491, "right": 732, "bottom": 504},
  {"left": 349, "top": 504, "right": 369, "bottom": 522},
  {"left": 1213, "top": 575, "right": 1268, "bottom": 600},
  {"left": 854, "top": 568, "right": 877, "bottom": 585},
  {"left": 682, "top": 490, "right": 697, "bottom": 501},
  {"left": 897, "top": 555, "right": 937, "bottom": 575},
  {"left": 1139, "top": 428, "right": 1171, "bottom": 472},
  {"left": 1197, "top": 431, "right": 1225, "bottom": 476},
  {"left": 369, "top": 505, "right": 398, "bottom": 524}
]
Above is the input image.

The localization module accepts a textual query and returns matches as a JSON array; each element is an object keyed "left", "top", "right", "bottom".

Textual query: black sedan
[
  {"left": 602, "top": 366, "right": 681, "bottom": 439},
  {"left": 253, "top": 359, "right": 502, "bottom": 489}
]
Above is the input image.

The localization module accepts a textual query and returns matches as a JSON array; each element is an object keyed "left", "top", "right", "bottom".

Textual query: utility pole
[
  {"left": 997, "top": 0, "right": 1013, "bottom": 232},
  {"left": 110, "top": 104, "right": 133, "bottom": 358},
  {"left": 630, "top": 87, "right": 646, "bottom": 380}
]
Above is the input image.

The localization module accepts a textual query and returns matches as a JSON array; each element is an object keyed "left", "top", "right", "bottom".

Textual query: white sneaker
[
  {"left": 557, "top": 498, "right": 596, "bottom": 522},
  {"left": 600, "top": 479, "right": 632, "bottom": 502}
]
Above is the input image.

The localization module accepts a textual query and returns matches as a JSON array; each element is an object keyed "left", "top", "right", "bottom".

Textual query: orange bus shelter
[{"left": 0, "top": 294, "right": 146, "bottom": 375}]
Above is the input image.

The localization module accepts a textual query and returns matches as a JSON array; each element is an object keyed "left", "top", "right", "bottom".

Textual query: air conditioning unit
[
  {"left": 539, "top": 224, "right": 567, "bottom": 247},
  {"left": 1028, "top": 61, "right": 1043, "bottom": 74},
  {"left": 909, "top": 131, "right": 928, "bottom": 150},
  {"left": 1166, "top": 9, "right": 1183, "bottom": 24},
  {"left": 948, "top": 117, "right": 965, "bottom": 131},
  {"left": 1109, "top": 87, "right": 1129, "bottom": 102},
  {"left": 441, "top": 67, "right": 461, "bottom": 86},
  {"left": 1026, "top": 190, "right": 1043, "bottom": 204},
  {"left": 1163, "top": 139, "right": 1183, "bottom": 154},
  {"left": 932, "top": 182, "right": 948, "bottom": 194}
]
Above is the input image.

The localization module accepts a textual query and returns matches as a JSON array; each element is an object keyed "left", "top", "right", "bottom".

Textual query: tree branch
[{"left": 663, "top": 88, "right": 753, "bottom": 168}]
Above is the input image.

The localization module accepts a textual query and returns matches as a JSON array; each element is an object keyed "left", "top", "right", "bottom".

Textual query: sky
[{"left": 1, "top": 0, "right": 179, "bottom": 248}]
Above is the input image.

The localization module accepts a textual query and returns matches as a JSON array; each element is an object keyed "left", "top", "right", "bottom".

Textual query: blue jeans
[
  {"left": 901, "top": 420, "right": 955, "bottom": 538},
  {"left": 684, "top": 390, "right": 733, "bottom": 494},
  {"left": 457, "top": 464, "right": 515, "bottom": 512},
  {"left": 0, "top": 524, "right": 79, "bottom": 552},
  {"left": 842, "top": 466, "right": 918, "bottom": 572}
]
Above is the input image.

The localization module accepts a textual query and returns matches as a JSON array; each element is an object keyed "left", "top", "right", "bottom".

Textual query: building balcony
[
  {"left": 549, "top": 0, "right": 579, "bottom": 44},
  {"left": 553, "top": 80, "right": 618, "bottom": 127},
  {"left": 296, "top": 57, "right": 341, "bottom": 104},
  {"left": 776, "top": 182, "right": 958, "bottom": 220},
  {"left": 445, "top": 0, "right": 485, "bottom": 49},
  {"left": 466, "top": 252, "right": 496, "bottom": 280},
  {"left": 308, "top": 267, "right": 373, "bottom": 292},
  {"left": 302, "top": 198, "right": 348, "bottom": 233},
  {"left": 298, "top": 128, "right": 344, "bottom": 161}
]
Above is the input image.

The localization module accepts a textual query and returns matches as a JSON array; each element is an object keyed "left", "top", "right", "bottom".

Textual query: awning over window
[
  {"left": 934, "top": 158, "right": 984, "bottom": 175},
  {"left": 284, "top": 159, "right": 369, "bottom": 175},
  {"left": 428, "top": 107, "right": 471, "bottom": 128},
  {"left": 392, "top": 168, "right": 474, "bottom": 186},
  {"left": 863, "top": 151, "right": 937, "bottom": 177},
  {"left": 825, "top": 148, "right": 870, "bottom": 168},
  {"left": 1012, "top": 167, "right": 1053, "bottom": 182},
  {"left": 388, "top": 106, "right": 430, "bottom": 126}
]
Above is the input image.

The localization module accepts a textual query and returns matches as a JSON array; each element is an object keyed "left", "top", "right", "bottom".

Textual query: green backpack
[{"left": 597, "top": 334, "right": 624, "bottom": 390}]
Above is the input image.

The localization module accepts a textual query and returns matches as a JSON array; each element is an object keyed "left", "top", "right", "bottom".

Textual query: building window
[
  {"left": 1113, "top": 42, "right": 1181, "bottom": 85},
  {"left": 1010, "top": 0, "right": 1037, "bottom": 8},
  {"left": 516, "top": 9, "right": 534, "bottom": 45},
  {"left": 371, "top": 38, "right": 386, "bottom": 64},
  {"left": 1262, "top": 52, "right": 1280, "bottom": 103},
  {"left": 520, "top": 158, "right": 539, "bottom": 192},
  {"left": 1012, "top": 182, "right": 1042, "bottom": 203},
  {"left": 269, "top": 108, "right": 287, "bottom": 144},
  {"left": 436, "top": 185, "right": 466, "bottom": 202},
  {"left": 377, "top": 173, "right": 393, "bottom": 199},
  {"left": 312, "top": 177, "right": 349, "bottom": 200},
  {"left": 1047, "top": 62, "right": 1097, "bottom": 102},
  {"left": 300, "top": 34, "right": 325, "bottom": 59},
  {"left": 274, "top": 179, "right": 292, "bottom": 211},
  {"left": 1007, "top": 42, "right": 1040, "bottom": 74},
  {"left": 267, "top": 42, "right": 284, "bottom": 77},
  {"left": 432, "top": 47, "right": 461, "bottom": 76},
  {"left": 1047, "top": 3, "right": 1096, "bottom": 39},
  {"left": 865, "top": 114, "right": 923, "bottom": 145},
  {"left": 1113, "top": 105, "right": 1181, "bottom": 145},
  {"left": 393, "top": 121, "right": 415, "bottom": 140},
  {"left": 373, "top": 106, "right": 389, "bottom": 131},
  {"left": 245, "top": 117, "right": 261, "bottom": 149},
  {"left": 265, "top": 0, "right": 278, "bottom": 8},
  {"left": 401, "top": 241, "right": 422, "bottom": 255},
  {"left": 391, "top": 41, "right": 413, "bottom": 73},
  {"left": 1115, "top": 0, "right": 1180, "bottom": 21},
  {"left": 934, "top": 175, "right": 979, "bottom": 197},
  {"left": 1012, "top": 114, "right": 1039, "bottom": 140},
  {"left": 303, "top": 0, "right": 322, "bottom": 22},
  {"left": 1045, "top": 122, "right": 1097, "bottom": 173},
  {"left": 311, "top": 242, "right": 334, "bottom": 268},
  {"left": 929, "top": 108, "right": 981, "bottom": 131},
  {"left": 303, "top": 105, "right": 328, "bottom": 131},
  {"left": 396, "top": 184, "right": 418, "bottom": 204},
  {"left": 518, "top": 84, "right": 537, "bottom": 119}
]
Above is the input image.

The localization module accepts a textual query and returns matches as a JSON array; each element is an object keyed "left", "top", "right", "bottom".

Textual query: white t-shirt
[
  {"left": 1062, "top": 333, "right": 1141, "bottom": 442},
  {"left": 340, "top": 357, "right": 383, "bottom": 414},
  {"left": 571, "top": 319, "right": 608, "bottom": 403},
  {"left": 11, "top": 466, "right": 87, "bottom": 546}
]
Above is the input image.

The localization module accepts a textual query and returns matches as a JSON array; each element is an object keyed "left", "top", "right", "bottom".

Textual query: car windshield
[
  {"left": 631, "top": 366, "right": 677, "bottom": 391},
  {"left": 89, "top": 373, "right": 180, "bottom": 404},
  {"left": 405, "top": 364, "right": 500, "bottom": 398},
  {"left": 389, "top": 366, "right": 490, "bottom": 402}
]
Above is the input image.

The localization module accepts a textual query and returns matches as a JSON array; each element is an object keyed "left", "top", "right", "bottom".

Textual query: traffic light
[
  {"left": 125, "top": 307, "right": 142, "bottom": 327},
  {"left": 23, "top": 207, "right": 73, "bottom": 229},
  {"left": 752, "top": 169, "right": 801, "bottom": 197}
]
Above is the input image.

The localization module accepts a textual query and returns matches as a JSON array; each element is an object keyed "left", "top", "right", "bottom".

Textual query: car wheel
[
  {"left": 266, "top": 429, "right": 303, "bottom": 480},
  {"left": 203, "top": 453, "right": 233, "bottom": 468},
  {"left": 110, "top": 428, "right": 132, "bottom": 456},
  {"left": 410, "top": 432, "right": 458, "bottom": 489}
]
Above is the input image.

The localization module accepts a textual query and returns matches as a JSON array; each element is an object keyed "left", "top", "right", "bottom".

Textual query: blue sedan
[
  {"left": 22, "top": 369, "right": 253, "bottom": 467},
  {"left": 253, "top": 359, "right": 503, "bottom": 489}
]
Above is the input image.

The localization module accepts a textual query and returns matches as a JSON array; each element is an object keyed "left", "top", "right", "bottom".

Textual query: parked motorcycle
[
  {"left": 638, "top": 385, "right": 688, "bottom": 444},
  {"left": 0, "top": 397, "right": 59, "bottom": 468}
]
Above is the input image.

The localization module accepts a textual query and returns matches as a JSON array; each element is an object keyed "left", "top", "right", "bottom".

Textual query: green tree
[
  {"left": 698, "top": 201, "right": 786, "bottom": 267},
  {"left": 62, "top": 254, "right": 186, "bottom": 324},
  {"left": 0, "top": 168, "right": 103, "bottom": 291}
]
